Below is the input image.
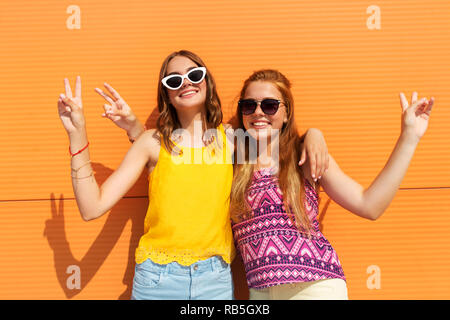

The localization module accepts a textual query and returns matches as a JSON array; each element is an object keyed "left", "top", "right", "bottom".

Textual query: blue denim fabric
[{"left": 131, "top": 255, "right": 234, "bottom": 300}]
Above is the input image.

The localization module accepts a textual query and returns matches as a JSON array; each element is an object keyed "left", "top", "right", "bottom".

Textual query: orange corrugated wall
[{"left": 0, "top": 0, "right": 449, "bottom": 299}]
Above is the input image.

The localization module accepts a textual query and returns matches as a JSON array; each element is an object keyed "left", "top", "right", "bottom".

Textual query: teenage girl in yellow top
[{"left": 57, "top": 50, "right": 328, "bottom": 300}]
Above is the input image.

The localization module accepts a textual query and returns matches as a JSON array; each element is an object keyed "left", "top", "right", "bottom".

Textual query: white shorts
[{"left": 249, "top": 278, "right": 348, "bottom": 300}]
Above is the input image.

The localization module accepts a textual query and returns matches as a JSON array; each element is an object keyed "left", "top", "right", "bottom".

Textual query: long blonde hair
[
  {"left": 156, "top": 50, "right": 223, "bottom": 154},
  {"left": 230, "top": 69, "right": 318, "bottom": 234}
]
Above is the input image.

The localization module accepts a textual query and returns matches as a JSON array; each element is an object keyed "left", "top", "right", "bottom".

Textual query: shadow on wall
[
  {"left": 144, "top": 108, "right": 160, "bottom": 131},
  {"left": 42, "top": 108, "right": 161, "bottom": 299},
  {"left": 43, "top": 108, "right": 284, "bottom": 300},
  {"left": 44, "top": 187, "right": 249, "bottom": 299},
  {"left": 44, "top": 163, "right": 147, "bottom": 300}
]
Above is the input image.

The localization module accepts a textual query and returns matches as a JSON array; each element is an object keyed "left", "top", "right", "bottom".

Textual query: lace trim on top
[{"left": 135, "top": 245, "right": 234, "bottom": 266}]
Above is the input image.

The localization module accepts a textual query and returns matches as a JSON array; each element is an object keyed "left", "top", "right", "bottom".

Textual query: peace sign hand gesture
[
  {"left": 399, "top": 91, "right": 434, "bottom": 144},
  {"left": 95, "top": 83, "right": 137, "bottom": 131},
  {"left": 57, "top": 76, "right": 86, "bottom": 135}
]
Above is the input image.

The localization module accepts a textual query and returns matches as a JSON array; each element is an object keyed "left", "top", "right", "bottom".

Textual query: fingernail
[{"left": 60, "top": 93, "right": 65, "bottom": 99}]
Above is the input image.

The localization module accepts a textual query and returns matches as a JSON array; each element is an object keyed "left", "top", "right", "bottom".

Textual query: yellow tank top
[{"left": 135, "top": 124, "right": 235, "bottom": 266}]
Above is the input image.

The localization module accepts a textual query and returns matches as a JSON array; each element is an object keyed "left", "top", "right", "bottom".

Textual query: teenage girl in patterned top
[
  {"left": 230, "top": 69, "right": 434, "bottom": 300},
  {"left": 57, "top": 50, "right": 329, "bottom": 300}
]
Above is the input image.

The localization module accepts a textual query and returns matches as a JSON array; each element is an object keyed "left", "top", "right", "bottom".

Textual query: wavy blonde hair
[
  {"left": 156, "top": 50, "right": 223, "bottom": 154},
  {"left": 230, "top": 69, "right": 318, "bottom": 235}
]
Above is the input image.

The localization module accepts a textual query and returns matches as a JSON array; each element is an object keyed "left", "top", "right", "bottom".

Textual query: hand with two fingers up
[
  {"left": 399, "top": 91, "right": 434, "bottom": 144},
  {"left": 95, "top": 82, "right": 146, "bottom": 141},
  {"left": 57, "top": 76, "right": 85, "bottom": 136},
  {"left": 58, "top": 77, "right": 145, "bottom": 141},
  {"left": 95, "top": 83, "right": 138, "bottom": 131}
]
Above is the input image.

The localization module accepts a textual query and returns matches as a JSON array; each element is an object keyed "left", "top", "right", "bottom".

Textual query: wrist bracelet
[
  {"left": 127, "top": 124, "right": 148, "bottom": 143},
  {"left": 72, "top": 171, "right": 94, "bottom": 179},
  {"left": 71, "top": 160, "right": 91, "bottom": 172},
  {"left": 70, "top": 141, "right": 89, "bottom": 157}
]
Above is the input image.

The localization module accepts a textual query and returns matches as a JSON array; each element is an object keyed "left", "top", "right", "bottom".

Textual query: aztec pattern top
[{"left": 232, "top": 167, "right": 346, "bottom": 289}]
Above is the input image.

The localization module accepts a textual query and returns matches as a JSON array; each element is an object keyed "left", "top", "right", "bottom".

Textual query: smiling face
[
  {"left": 164, "top": 55, "right": 207, "bottom": 113},
  {"left": 241, "top": 81, "right": 288, "bottom": 141}
]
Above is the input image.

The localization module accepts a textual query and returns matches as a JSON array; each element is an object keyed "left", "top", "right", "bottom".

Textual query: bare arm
[
  {"left": 319, "top": 140, "right": 416, "bottom": 220},
  {"left": 59, "top": 77, "right": 159, "bottom": 221},
  {"left": 71, "top": 129, "right": 157, "bottom": 221},
  {"left": 298, "top": 128, "right": 329, "bottom": 182},
  {"left": 317, "top": 92, "right": 434, "bottom": 220}
]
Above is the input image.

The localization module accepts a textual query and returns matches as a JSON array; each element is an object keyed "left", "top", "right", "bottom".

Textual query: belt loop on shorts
[
  {"left": 210, "top": 256, "right": 219, "bottom": 272},
  {"left": 212, "top": 255, "right": 227, "bottom": 272}
]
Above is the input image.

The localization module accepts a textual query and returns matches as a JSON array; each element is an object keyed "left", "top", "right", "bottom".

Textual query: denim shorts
[{"left": 131, "top": 255, "right": 234, "bottom": 300}]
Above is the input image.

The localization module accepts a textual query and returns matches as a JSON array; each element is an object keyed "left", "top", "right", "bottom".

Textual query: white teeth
[
  {"left": 253, "top": 122, "right": 269, "bottom": 126},
  {"left": 180, "top": 90, "right": 196, "bottom": 97}
]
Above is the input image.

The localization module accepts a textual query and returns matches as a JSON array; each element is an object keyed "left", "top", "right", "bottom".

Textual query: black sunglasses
[{"left": 238, "top": 98, "right": 283, "bottom": 115}]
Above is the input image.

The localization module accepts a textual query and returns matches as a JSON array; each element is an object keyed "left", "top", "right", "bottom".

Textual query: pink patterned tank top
[{"left": 232, "top": 167, "right": 346, "bottom": 289}]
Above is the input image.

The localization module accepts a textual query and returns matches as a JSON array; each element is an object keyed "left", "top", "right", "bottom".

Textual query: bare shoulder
[{"left": 135, "top": 128, "right": 161, "bottom": 166}]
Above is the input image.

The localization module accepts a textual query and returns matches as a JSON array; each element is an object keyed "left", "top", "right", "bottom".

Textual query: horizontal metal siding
[{"left": 0, "top": 0, "right": 449, "bottom": 299}]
